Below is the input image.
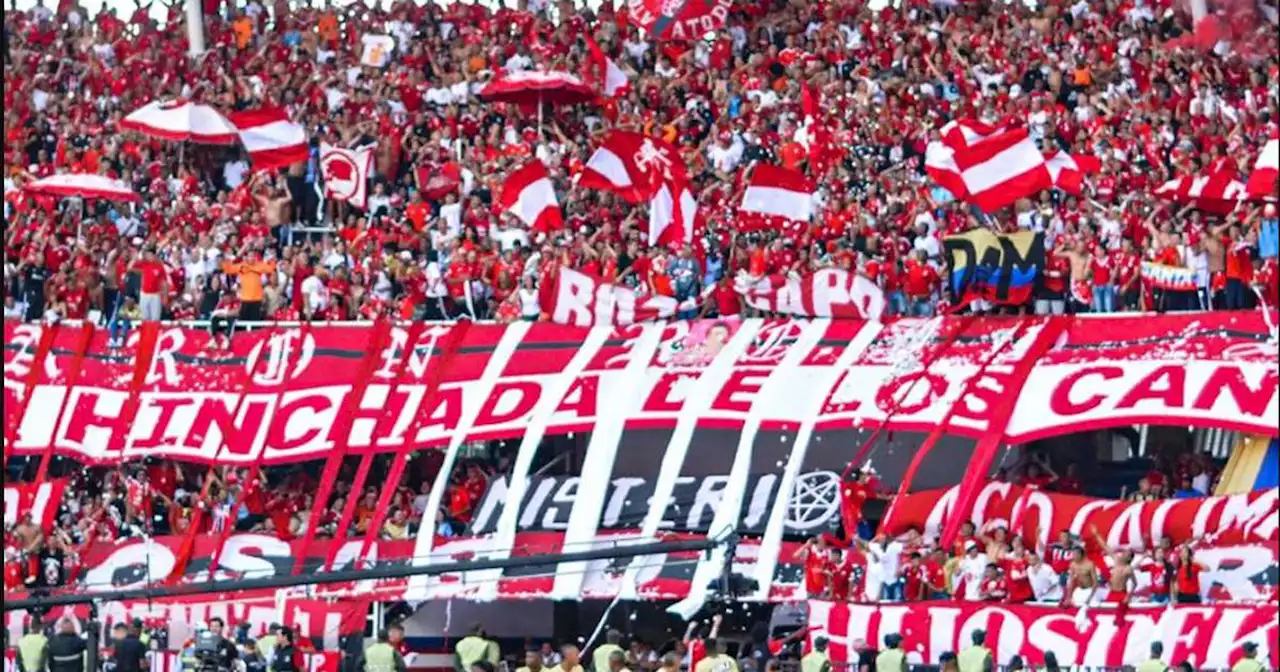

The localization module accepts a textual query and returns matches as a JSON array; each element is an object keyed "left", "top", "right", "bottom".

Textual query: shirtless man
[
  {"left": 1062, "top": 546, "right": 1101, "bottom": 607},
  {"left": 253, "top": 174, "right": 295, "bottom": 232},
  {"left": 12, "top": 514, "right": 44, "bottom": 586},
  {"left": 1092, "top": 525, "right": 1137, "bottom": 604},
  {"left": 1053, "top": 237, "right": 1091, "bottom": 312}
]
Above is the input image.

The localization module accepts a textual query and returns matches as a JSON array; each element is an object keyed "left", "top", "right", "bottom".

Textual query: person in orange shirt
[
  {"left": 317, "top": 11, "right": 338, "bottom": 47},
  {"left": 222, "top": 249, "right": 277, "bottom": 321},
  {"left": 232, "top": 12, "right": 254, "bottom": 49}
]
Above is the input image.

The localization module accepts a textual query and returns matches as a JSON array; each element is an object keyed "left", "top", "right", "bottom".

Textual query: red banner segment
[
  {"left": 880, "top": 482, "right": 1279, "bottom": 550},
  {"left": 808, "top": 600, "right": 1278, "bottom": 670},
  {"left": 2, "top": 480, "right": 67, "bottom": 533},
  {"left": 17, "top": 531, "right": 1276, "bottom": 604},
  {"left": 3, "top": 315, "right": 1276, "bottom": 466}
]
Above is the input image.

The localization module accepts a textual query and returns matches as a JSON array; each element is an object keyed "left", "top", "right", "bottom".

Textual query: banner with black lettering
[{"left": 943, "top": 230, "right": 1045, "bottom": 305}]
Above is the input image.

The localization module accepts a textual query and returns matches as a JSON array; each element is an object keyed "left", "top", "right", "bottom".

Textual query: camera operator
[
  {"left": 204, "top": 618, "right": 241, "bottom": 671},
  {"left": 48, "top": 618, "right": 87, "bottom": 672},
  {"left": 113, "top": 621, "right": 149, "bottom": 672}
]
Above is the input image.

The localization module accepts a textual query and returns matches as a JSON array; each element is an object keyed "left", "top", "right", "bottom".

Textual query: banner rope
[
  {"left": 354, "top": 321, "right": 473, "bottom": 569},
  {"left": 207, "top": 323, "right": 315, "bottom": 581},
  {"left": 32, "top": 323, "right": 95, "bottom": 486},
  {"left": 938, "top": 316, "right": 1069, "bottom": 550},
  {"left": 290, "top": 318, "right": 394, "bottom": 576},
  {"left": 878, "top": 320, "right": 1028, "bottom": 539},
  {"left": 167, "top": 325, "right": 269, "bottom": 584},
  {"left": 839, "top": 314, "right": 980, "bottom": 484},
  {"left": 319, "top": 322, "right": 425, "bottom": 573}
]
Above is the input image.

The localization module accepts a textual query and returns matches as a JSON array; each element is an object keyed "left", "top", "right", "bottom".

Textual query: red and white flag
[
  {"left": 319, "top": 143, "right": 375, "bottom": 210},
  {"left": 4, "top": 479, "right": 67, "bottom": 534},
  {"left": 579, "top": 131, "right": 687, "bottom": 203},
  {"left": 228, "top": 108, "right": 309, "bottom": 170},
  {"left": 924, "top": 141, "right": 968, "bottom": 200},
  {"left": 583, "top": 32, "right": 629, "bottom": 97},
  {"left": 1246, "top": 138, "right": 1278, "bottom": 199},
  {"left": 1044, "top": 150, "right": 1103, "bottom": 196},
  {"left": 951, "top": 128, "right": 1052, "bottom": 213},
  {"left": 499, "top": 160, "right": 563, "bottom": 233},
  {"left": 649, "top": 180, "right": 698, "bottom": 247},
  {"left": 737, "top": 164, "right": 813, "bottom": 233},
  {"left": 1155, "top": 171, "right": 1247, "bottom": 215},
  {"left": 940, "top": 118, "right": 1013, "bottom": 151}
]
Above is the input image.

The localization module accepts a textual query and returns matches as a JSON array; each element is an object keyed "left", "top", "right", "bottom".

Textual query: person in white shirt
[
  {"left": 300, "top": 267, "right": 330, "bottom": 318},
  {"left": 1026, "top": 551, "right": 1064, "bottom": 603},
  {"left": 518, "top": 276, "right": 541, "bottom": 321},
  {"left": 706, "top": 131, "right": 744, "bottom": 174},
  {"left": 958, "top": 541, "right": 990, "bottom": 601}
]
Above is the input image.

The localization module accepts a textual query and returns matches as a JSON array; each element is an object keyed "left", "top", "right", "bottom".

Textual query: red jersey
[
  {"left": 828, "top": 557, "right": 854, "bottom": 601},
  {"left": 1003, "top": 556, "right": 1034, "bottom": 603},
  {"left": 902, "top": 562, "right": 927, "bottom": 601},
  {"left": 135, "top": 259, "right": 167, "bottom": 294},
  {"left": 804, "top": 552, "right": 828, "bottom": 595},
  {"left": 981, "top": 576, "right": 1008, "bottom": 601}
]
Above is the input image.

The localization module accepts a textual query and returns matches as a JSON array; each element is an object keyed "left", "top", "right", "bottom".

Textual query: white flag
[{"left": 319, "top": 143, "right": 375, "bottom": 210}]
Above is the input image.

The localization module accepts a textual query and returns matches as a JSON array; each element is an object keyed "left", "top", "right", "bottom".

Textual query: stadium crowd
[{"left": 2, "top": 0, "right": 1280, "bottom": 329}]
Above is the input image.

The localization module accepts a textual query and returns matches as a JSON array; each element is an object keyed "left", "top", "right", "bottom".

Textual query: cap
[
  {"left": 1242, "top": 642, "right": 1258, "bottom": 653},
  {"left": 965, "top": 540, "right": 979, "bottom": 552}
]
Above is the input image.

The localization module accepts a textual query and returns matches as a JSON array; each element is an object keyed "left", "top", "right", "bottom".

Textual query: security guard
[
  {"left": 360, "top": 630, "right": 407, "bottom": 672},
  {"left": 454, "top": 624, "right": 498, "bottom": 672},
  {"left": 257, "top": 625, "right": 281, "bottom": 667},
  {"left": 957, "top": 629, "right": 993, "bottom": 672},
  {"left": 16, "top": 617, "right": 48, "bottom": 672},
  {"left": 801, "top": 637, "right": 831, "bottom": 672},
  {"left": 1231, "top": 643, "right": 1268, "bottom": 672},
  {"left": 592, "top": 631, "right": 625, "bottom": 672},
  {"left": 48, "top": 618, "right": 88, "bottom": 672},
  {"left": 875, "top": 634, "right": 907, "bottom": 672},
  {"left": 1136, "top": 642, "right": 1169, "bottom": 672},
  {"left": 694, "top": 639, "right": 739, "bottom": 672}
]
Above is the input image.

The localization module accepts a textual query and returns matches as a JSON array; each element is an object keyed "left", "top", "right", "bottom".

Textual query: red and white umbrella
[
  {"left": 23, "top": 173, "right": 140, "bottom": 202},
  {"left": 121, "top": 99, "right": 239, "bottom": 144},
  {"left": 479, "top": 70, "right": 597, "bottom": 108}
]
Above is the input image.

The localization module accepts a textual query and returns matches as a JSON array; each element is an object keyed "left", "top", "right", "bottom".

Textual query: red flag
[
  {"left": 580, "top": 130, "right": 687, "bottom": 203},
  {"left": 499, "top": 160, "right": 563, "bottom": 233}
]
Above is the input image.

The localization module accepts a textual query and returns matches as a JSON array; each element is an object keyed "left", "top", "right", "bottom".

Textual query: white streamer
[
  {"left": 750, "top": 320, "right": 884, "bottom": 600},
  {"left": 406, "top": 321, "right": 532, "bottom": 603},
  {"left": 619, "top": 319, "right": 764, "bottom": 599},
  {"left": 670, "top": 319, "right": 829, "bottom": 619},
  {"left": 475, "top": 326, "right": 612, "bottom": 601},
  {"left": 551, "top": 323, "right": 666, "bottom": 600}
]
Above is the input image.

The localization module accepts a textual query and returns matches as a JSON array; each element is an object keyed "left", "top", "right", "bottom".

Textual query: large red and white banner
[
  {"left": 733, "top": 269, "right": 886, "bottom": 320},
  {"left": 881, "top": 481, "right": 1279, "bottom": 551},
  {"left": 11, "top": 530, "right": 1276, "bottom": 605},
  {"left": 2, "top": 313, "right": 1276, "bottom": 465},
  {"left": 810, "top": 601, "right": 1278, "bottom": 670},
  {"left": 3, "top": 479, "right": 67, "bottom": 533}
]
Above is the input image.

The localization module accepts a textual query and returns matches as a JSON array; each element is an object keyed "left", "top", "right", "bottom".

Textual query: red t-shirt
[
  {"left": 136, "top": 259, "right": 167, "bottom": 294},
  {"left": 1003, "top": 557, "right": 1034, "bottom": 602},
  {"left": 902, "top": 260, "right": 939, "bottom": 298},
  {"left": 828, "top": 558, "right": 853, "bottom": 601},
  {"left": 903, "top": 562, "right": 927, "bottom": 601},
  {"left": 981, "top": 577, "right": 1008, "bottom": 601},
  {"left": 804, "top": 552, "right": 828, "bottom": 595}
]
